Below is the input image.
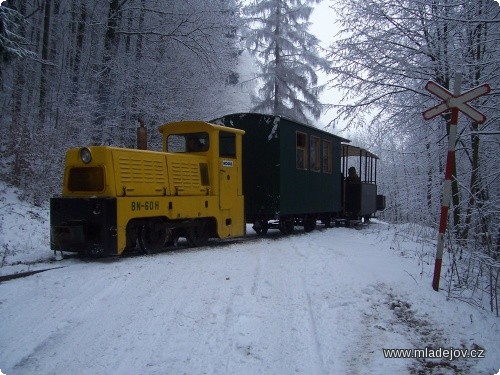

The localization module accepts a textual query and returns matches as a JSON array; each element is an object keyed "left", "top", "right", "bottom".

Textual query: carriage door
[{"left": 219, "top": 131, "right": 238, "bottom": 210}]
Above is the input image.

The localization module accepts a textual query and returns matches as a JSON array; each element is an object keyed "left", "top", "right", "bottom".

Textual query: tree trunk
[
  {"left": 94, "top": 0, "right": 121, "bottom": 143},
  {"left": 8, "top": 0, "right": 27, "bottom": 186},
  {"left": 131, "top": 0, "right": 145, "bottom": 117},
  {"left": 461, "top": 122, "right": 480, "bottom": 240},
  {"left": 71, "top": 1, "right": 86, "bottom": 98},
  {"left": 38, "top": 0, "right": 52, "bottom": 123},
  {"left": 273, "top": 0, "right": 281, "bottom": 115},
  {"left": 460, "top": 1, "right": 487, "bottom": 242}
]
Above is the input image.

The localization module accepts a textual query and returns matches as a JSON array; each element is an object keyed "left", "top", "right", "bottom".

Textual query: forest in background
[
  {"left": 0, "top": 0, "right": 251, "bottom": 202},
  {"left": 0, "top": 0, "right": 499, "bottom": 314}
]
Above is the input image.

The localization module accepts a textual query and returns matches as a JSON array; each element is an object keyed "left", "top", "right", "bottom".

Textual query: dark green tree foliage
[{"left": 244, "top": 0, "right": 329, "bottom": 124}]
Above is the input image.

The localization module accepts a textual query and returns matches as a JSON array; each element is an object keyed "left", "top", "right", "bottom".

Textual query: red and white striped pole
[
  {"left": 431, "top": 73, "right": 461, "bottom": 291},
  {"left": 423, "top": 75, "right": 490, "bottom": 291}
]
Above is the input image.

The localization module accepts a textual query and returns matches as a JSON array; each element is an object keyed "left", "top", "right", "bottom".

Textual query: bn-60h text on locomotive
[{"left": 50, "top": 113, "right": 385, "bottom": 256}]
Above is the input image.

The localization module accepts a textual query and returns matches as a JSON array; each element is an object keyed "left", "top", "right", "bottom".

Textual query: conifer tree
[{"left": 244, "top": 0, "right": 329, "bottom": 124}]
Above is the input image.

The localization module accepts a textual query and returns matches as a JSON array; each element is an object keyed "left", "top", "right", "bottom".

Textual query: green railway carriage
[{"left": 212, "top": 113, "right": 348, "bottom": 233}]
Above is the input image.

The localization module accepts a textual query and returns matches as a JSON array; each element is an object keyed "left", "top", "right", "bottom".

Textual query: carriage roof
[{"left": 341, "top": 144, "right": 379, "bottom": 160}]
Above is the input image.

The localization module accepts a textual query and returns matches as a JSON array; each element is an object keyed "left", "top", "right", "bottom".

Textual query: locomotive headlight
[{"left": 80, "top": 147, "right": 92, "bottom": 164}]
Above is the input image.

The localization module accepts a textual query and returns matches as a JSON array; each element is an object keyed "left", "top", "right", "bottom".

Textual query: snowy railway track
[
  {"left": 0, "top": 231, "right": 277, "bottom": 282},
  {"left": 0, "top": 223, "right": 369, "bottom": 283},
  {"left": 0, "top": 266, "right": 65, "bottom": 283}
]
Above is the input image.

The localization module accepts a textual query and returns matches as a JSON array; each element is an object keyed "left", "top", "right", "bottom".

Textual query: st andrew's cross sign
[
  {"left": 422, "top": 74, "right": 490, "bottom": 291},
  {"left": 423, "top": 81, "right": 490, "bottom": 123}
]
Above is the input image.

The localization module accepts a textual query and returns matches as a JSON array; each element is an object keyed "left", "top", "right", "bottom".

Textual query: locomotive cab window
[
  {"left": 322, "top": 140, "right": 332, "bottom": 174},
  {"left": 310, "top": 136, "right": 321, "bottom": 172},
  {"left": 167, "top": 132, "right": 209, "bottom": 153},
  {"left": 296, "top": 132, "right": 308, "bottom": 170},
  {"left": 219, "top": 131, "right": 236, "bottom": 158}
]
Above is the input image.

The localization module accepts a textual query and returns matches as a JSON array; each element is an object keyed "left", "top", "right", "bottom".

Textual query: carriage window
[
  {"left": 296, "top": 132, "right": 308, "bottom": 170},
  {"left": 167, "top": 132, "right": 209, "bottom": 153},
  {"left": 322, "top": 140, "right": 332, "bottom": 174},
  {"left": 310, "top": 136, "right": 321, "bottom": 172},
  {"left": 219, "top": 131, "right": 236, "bottom": 158}
]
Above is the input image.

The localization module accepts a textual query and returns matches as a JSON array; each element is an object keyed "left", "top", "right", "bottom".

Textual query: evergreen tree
[{"left": 244, "top": 0, "right": 329, "bottom": 124}]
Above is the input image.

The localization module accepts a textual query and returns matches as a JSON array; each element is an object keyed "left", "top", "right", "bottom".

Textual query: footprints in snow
[{"left": 354, "top": 283, "right": 474, "bottom": 374}]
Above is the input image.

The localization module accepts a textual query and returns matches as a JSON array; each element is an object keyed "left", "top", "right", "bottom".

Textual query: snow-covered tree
[
  {"left": 327, "top": 0, "right": 500, "bottom": 230},
  {"left": 327, "top": 0, "right": 500, "bottom": 311},
  {"left": 0, "top": 0, "right": 250, "bottom": 202},
  {"left": 0, "top": 1, "right": 35, "bottom": 95},
  {"left": 0, "top": 2, "right": 34, "bottom": 68},
  {"left": 244, "top": 0, "right": 329, "bottom": 124}
]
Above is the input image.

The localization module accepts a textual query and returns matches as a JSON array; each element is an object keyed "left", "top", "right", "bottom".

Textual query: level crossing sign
[
  {"left": 422, "top": 74, "right": 490, "bottom": 291},
  {"left": 423, "top": 81, "right": 490, "bottom": 123}
]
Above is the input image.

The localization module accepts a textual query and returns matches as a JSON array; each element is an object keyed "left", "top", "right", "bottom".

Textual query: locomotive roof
[
  {"left": 158, "top": 120, "right": 245, "bottom": 135},
  {"left": 341, "top": 144, "right": 379, "bottom": 160}
]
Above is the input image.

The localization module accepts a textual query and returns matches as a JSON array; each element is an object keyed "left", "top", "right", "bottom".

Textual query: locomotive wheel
[
  {"left": 253, "top": 220, "right": 269, "bottom": 235},
  {"left": 165, "top": 229, "right": 179, "bottom": 248},
  {"left": 304, "top": 217, "right": 316, "bottom": 232},
  {"left": 322, "top": 217, "right": 332, "bottom": 228},
  {"left": 279, "top": 219, "right": 294, "bottom": 235},
  {"left": 187, "top": 220, "right": 209, "bottom": 247},
  {"left": 138, "top": 221, "right": 167, "bottom": 254}
]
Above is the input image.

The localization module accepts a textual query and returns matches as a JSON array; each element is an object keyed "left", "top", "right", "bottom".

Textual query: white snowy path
[{"left": 0, "top": 224, "right": 499, "bottom": 375}]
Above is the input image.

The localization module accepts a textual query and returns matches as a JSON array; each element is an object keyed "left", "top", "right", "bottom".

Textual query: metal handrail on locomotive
[{"left": 50, "top": 113, "right": 385, "bottom": 256}]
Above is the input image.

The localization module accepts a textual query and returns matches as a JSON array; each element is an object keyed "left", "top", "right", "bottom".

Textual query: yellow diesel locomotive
[{"left": 50, "top": 121, "right": 245, "bottom": 255}]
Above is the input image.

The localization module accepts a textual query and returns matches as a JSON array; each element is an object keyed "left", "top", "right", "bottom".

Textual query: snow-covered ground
[
  {"left": 1, "top": 182, "right": 499, "bottom": 375},
  {"left": 0, "top": 181, "right": 51, "bottom": 268}
]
